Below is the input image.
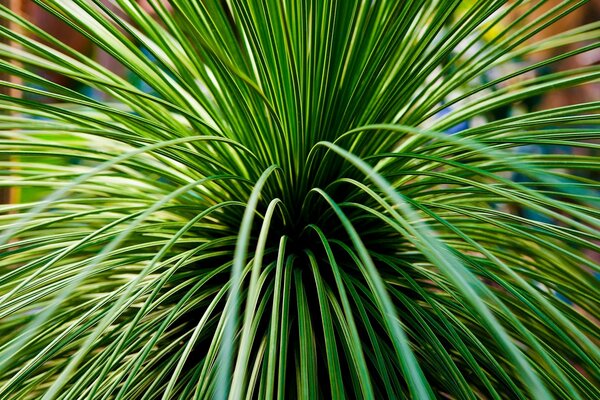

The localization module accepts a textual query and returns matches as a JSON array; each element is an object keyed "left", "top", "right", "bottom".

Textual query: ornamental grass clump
[{"left": 0, "top": 1, "right": 599, "bottom": 399}]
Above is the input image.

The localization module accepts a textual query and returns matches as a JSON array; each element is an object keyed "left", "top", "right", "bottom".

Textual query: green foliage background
[{"left": 0, "top": 1, "right": 598, "bottom": 399}]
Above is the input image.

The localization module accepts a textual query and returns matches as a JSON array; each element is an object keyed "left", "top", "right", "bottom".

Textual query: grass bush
[{"left": 0, "top": 1, "right": 598, "bottom": 398}]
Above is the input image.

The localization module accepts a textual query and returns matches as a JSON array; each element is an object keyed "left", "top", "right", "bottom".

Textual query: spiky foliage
[{"left": 0, "top": 1, "right": 599, "bottom": 398}]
